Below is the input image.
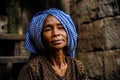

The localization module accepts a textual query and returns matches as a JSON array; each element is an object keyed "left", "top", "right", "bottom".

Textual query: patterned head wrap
[{"left": 24, "top": 8, "right": 77, "bottom": 57}]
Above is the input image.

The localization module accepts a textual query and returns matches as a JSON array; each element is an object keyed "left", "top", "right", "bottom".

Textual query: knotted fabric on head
[{"left": 24, "top": 8, "right": 77, "bottom": 57}]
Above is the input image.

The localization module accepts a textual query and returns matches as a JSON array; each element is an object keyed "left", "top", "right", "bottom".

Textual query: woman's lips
[{"left": 51, "top": 40, "right": 64, "bottom": 44}]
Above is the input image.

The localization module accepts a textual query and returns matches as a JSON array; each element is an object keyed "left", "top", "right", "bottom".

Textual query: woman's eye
[
  {"left": 58, "top": 25, "right": 65, "bottom": 30},
  {"left": 58, "top": 27, "right": 64, "bottom": 30},
  {"left": 43, "top": 27, "right": 52, "bottom": 32},
  {"left": 57, "top": 24, "right": 64, "bottom": 30}
]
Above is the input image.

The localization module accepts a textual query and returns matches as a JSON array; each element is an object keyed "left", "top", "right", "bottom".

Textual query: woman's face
[{"left": 42, "top": 15, "right": 67, "bottom": 50}]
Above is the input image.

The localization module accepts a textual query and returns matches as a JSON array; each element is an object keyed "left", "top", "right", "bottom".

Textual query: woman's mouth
[{"left": 51, "top": 40, "right": 64, "bottom": 44}]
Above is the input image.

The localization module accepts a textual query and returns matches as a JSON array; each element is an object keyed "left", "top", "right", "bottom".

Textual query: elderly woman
[{"left": 18, "top": 8, "right": 88, "bottom": 80}]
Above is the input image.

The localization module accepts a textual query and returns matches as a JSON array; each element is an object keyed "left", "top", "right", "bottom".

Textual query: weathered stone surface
[
  {"left": 104, "top": 16, "right": 120, "bottom": 50},
  {"left": 70, "top": 0, "right": 120, "bottom": 24},
  {"left": 70, "top": 0, "right": 120, "bottom": 79},
  {"left": 77, "top": 50, "right": 120, "bottom": 80},
  {"left": 77, "top": 20, "right": 105, "bottom": 52},
  {"left": 77, "top": 16, "right": 120, "bottom": 52}
]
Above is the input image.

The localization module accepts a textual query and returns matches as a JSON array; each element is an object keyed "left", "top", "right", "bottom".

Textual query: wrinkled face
[{"left": 42, "top": 15, "right": 67, "bottom": 50}]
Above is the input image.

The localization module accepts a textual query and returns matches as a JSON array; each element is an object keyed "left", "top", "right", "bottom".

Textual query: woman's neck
[
  {"left": 48, "top": 49, "right": 66, "bottom": 68},
  {"left": 48, "top": 49, "right": 68, "bottom": 77}
]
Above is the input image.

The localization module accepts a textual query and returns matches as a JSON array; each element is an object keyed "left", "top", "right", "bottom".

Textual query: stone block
[
  {"left": 104, "top": 16, "right": 120, "bottom": 50},
  {"left": 77, "top": 20, "right": 105, "bottom": 52},
  {"left": 71, "top": 0, "right": 120, "bottom": 24},
  {"left": 77, "top": 50, "right": 120, "bottom": 80}
]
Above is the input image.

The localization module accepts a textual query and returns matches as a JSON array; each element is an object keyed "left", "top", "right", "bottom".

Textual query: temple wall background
[{"left": 70, "top": 0, "right": 120, "bottom": 80}]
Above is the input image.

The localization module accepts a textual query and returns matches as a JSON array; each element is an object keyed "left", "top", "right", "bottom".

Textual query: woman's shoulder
[
  {"left": 66, "top": 57, "right": 86, "bottom": 71},
  {"left": 67, "top": 57, "right": 88, "bottom": 79},
  {"left": 20, "top": 56, "right": 46, "bottom": 73},
  {"left": 27, "top": 55, "right": 46, "bottom": 64},
  {"left": 22, "top": 56, "right": 45, "bottom": 69},
  {"left": 66, "top": 57, "right": 83, "bottom": 65}
]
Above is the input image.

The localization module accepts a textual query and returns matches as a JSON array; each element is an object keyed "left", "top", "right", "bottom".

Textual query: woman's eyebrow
[{"left": 44, "top": 24, "right": 52, "bottom": 27}]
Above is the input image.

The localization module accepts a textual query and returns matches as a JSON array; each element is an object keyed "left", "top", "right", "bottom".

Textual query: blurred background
[{"left": 0, "top": 0, "right": 120, "bottom": 80}]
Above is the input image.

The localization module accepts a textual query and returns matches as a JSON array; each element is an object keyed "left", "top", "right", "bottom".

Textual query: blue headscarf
[{"left": 24, "top": 8, "right": 77, "bottom": 57}]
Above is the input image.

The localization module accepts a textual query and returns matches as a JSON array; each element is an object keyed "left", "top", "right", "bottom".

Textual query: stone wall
[{"left": 70, "top": 0, "right": 120, "bottom": 80}]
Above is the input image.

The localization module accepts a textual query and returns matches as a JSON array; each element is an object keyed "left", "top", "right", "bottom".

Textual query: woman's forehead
[{"left": 44, "top": 15, "right": 61, "bottom": 25}]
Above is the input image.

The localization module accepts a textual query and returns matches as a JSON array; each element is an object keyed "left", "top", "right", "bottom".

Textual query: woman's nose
[{"left": 52, "top": 28, "right": 59, "bottom": 36}]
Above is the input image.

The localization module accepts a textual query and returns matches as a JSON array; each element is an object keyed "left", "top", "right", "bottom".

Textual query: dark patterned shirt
[{"left": 17, "top": 56, "right": 88, "bottom": 80}]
